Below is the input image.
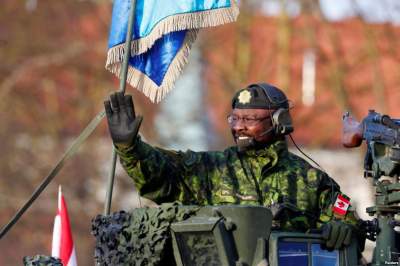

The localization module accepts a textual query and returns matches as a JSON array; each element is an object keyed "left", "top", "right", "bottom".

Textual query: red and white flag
[
  {"left": 52, "top": 186, "right": 78, "bottom": 266},
  {"left": 332, "top": 193, "right": 350, "bottom": 216}
]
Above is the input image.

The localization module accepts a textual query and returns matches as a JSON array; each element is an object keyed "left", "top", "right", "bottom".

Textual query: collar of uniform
[
  {"left": 241, "top": 140, "right": 288, "bottom": 159},
  {"left": 238, "top": 140, "right": 288, "bottom": 181}
]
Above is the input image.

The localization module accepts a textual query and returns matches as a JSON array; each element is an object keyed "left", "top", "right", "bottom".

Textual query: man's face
[{"left": 229, "top": 108, "right": 276, "bottom": 145}]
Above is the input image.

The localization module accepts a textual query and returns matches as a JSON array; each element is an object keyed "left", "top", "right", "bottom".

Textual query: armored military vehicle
[{"left": 90, "top": 203, "right": 359, "bottom": 266}]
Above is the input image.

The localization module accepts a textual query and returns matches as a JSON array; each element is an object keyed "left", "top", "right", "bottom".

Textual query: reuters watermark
[{"left": 385, "top": 261, "right": 399, "bottom": 265}]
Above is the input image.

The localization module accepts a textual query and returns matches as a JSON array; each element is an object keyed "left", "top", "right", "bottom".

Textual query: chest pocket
[
  {"left": 215, "top": 176, "right": 237, "bottom": 204},
  {"left": 262, "top": 172, "right": 291, "bottom": 207}
]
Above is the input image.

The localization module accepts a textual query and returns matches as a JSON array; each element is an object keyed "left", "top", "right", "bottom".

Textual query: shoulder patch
[{"left": 332, "top": 193, "right": 350, "bottom": 218}]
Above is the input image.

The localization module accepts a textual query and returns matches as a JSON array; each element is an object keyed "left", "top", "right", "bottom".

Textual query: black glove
[
  {"left": 104, "top": 92, "right": 142, "bottom": 148},
  {"left": 321, "top": 220, "right": 353, "bottom": 250}
]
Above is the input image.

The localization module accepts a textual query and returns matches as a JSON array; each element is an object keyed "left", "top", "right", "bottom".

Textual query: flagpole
[{"left": 104, "top": 0, "right": 136, "bottom": 215}]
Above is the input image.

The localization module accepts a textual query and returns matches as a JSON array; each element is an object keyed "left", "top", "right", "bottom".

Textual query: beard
[{"left": 235, "top": 135, "right": 255, "bottom": 152}]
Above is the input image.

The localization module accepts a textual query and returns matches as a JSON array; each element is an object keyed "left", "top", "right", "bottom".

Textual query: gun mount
[{"left": 343, "top": 110, "right": 400, "bottom": 265}]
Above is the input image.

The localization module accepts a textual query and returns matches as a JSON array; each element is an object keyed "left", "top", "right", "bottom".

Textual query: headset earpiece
[
  {"left": 252, "top": 83, "right": 294, "bottom": 136},
  {"left": 272, "top": 108, "right": 293, "bottom": 135}
]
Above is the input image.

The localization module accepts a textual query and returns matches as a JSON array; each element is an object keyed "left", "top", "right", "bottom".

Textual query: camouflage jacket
[{"left": 116, "top": 137, "right": 358, "bottom": 232}]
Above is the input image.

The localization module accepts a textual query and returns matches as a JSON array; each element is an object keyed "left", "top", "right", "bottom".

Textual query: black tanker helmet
[{"left": 231, "top": 83, "right": 289, "bottom": 110}]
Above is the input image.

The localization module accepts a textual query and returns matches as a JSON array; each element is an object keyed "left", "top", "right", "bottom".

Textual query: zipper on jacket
[
  {"left": 248, "top": 162, "right": 264, "bottom": 205},
  {"left": 238, "top": 152, "right": 264, "bottom": 205}
]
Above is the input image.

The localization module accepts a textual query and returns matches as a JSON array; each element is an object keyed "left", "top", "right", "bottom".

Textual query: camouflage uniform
[{"left": 116, "top": 136, "right": 358, "bottom": 232}]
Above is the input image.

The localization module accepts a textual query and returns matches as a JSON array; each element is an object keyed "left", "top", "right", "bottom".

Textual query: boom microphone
[{"left": 236, "top": 128, "right": 274, "bottom": 152}]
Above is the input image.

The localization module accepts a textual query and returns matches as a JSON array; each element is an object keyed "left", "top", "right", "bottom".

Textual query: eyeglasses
[{"left": 227, "top": 115, "right": 271, "bottom": 126}]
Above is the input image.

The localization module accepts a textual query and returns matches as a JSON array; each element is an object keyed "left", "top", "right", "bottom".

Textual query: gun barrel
[{"left": 381, "top": 116, "right": 400, "bottom": 130}]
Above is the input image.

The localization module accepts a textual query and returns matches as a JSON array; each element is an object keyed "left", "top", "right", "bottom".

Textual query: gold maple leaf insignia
[{"left": 238, "top": 90, "right": 252, "bottom": 104}]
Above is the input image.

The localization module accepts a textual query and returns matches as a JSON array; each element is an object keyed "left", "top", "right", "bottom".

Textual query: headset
[{"left": 249, "top": 83, "right": 294, "bottom": 136}]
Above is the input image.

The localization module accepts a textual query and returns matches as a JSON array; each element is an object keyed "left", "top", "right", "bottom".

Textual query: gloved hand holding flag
[{"left": 106, "top": 0, "right": 239, "bottom": 103}]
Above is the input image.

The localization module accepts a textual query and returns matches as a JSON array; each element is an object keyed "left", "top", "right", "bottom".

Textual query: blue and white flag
[{"left": 106, "top": 0, "right": 239, "bottom": 102}]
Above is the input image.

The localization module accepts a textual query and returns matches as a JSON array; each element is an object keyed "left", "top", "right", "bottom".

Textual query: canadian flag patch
[{"left": 332, "top": 194, "right": 350, "bottom": 216}]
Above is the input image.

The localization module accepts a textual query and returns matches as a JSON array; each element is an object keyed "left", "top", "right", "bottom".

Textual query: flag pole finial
[{"left": 58, "top": 185, "right": 62, "bottom": 211}]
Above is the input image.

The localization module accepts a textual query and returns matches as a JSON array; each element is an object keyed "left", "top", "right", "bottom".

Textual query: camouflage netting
[
  {"left": 23, "top": 255, "right": 62, "bottom": 266},
  {"left": 91, "top": 202, "right": 199, "bottom": 266}
]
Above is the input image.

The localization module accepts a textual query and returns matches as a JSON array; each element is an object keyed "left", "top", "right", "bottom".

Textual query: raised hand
[{"left": 104, "top": 92, "right": 142, "bottom": 148}]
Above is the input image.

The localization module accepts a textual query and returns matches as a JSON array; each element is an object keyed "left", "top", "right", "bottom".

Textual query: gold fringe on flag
[
  {"left": 105, "top": 0, "right": 239, "bottom": 102},
  {"left": 108, "top": 30, "right": 198, "bottom": 103}
]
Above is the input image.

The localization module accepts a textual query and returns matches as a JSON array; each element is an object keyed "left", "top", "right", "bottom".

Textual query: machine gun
[{"left": 342, "top": 110, "right": 400, "bottom": 265}]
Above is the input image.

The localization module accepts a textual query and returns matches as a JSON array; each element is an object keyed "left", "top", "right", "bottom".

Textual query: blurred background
[{"left": 1, "top": 0, "right": 400, "bottom": 264}]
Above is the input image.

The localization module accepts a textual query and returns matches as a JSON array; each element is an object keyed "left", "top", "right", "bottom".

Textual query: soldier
[{"left": 104, "top": 83, "right": 365, "bottom": 252}]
